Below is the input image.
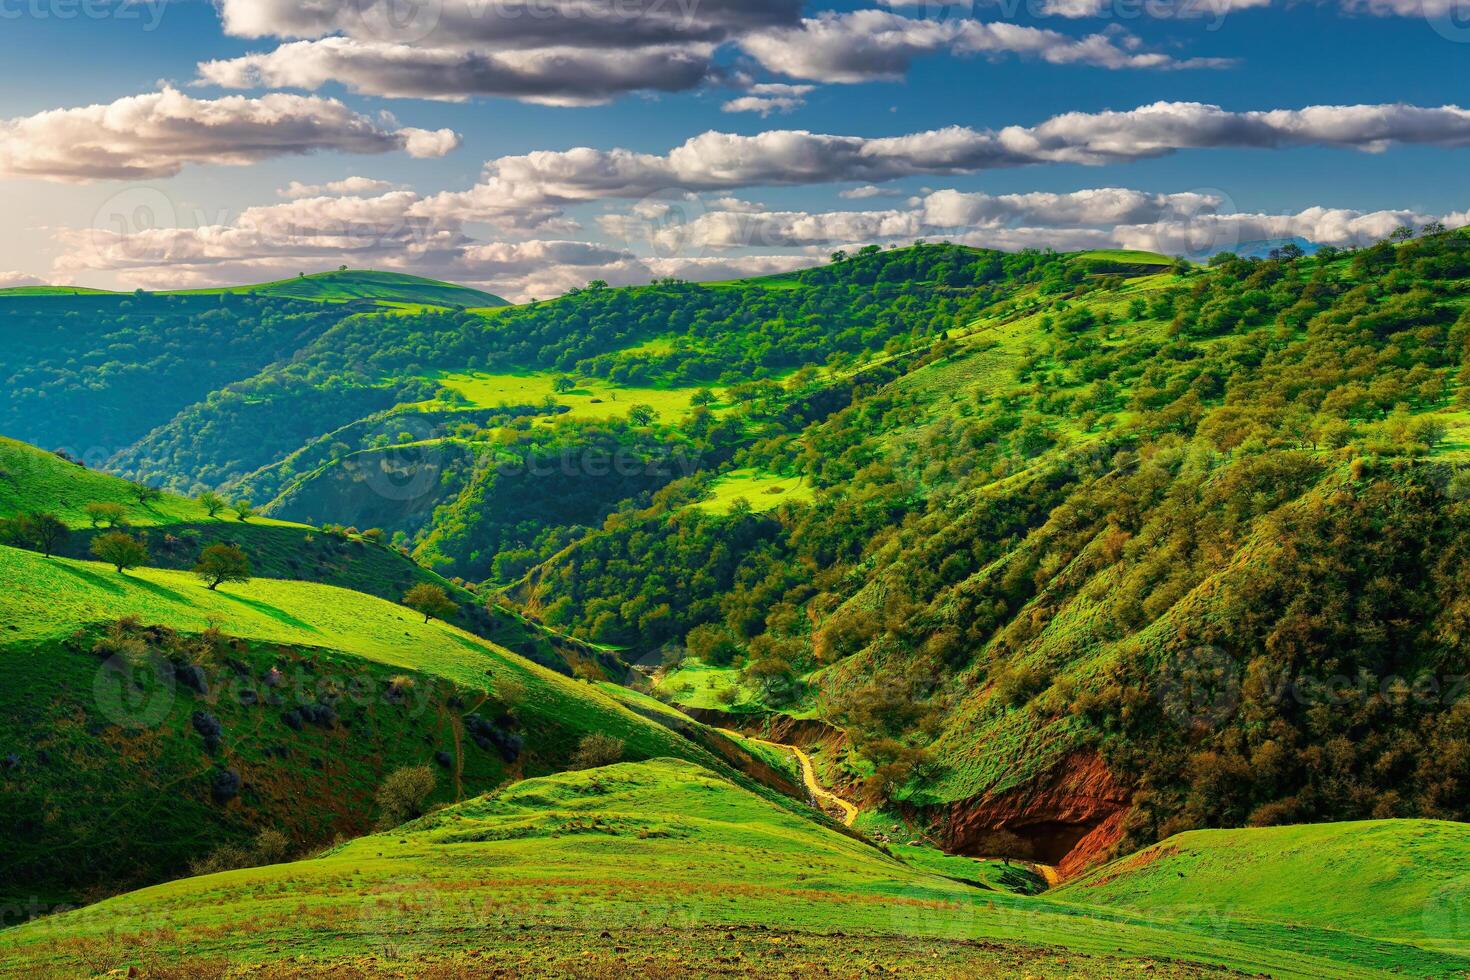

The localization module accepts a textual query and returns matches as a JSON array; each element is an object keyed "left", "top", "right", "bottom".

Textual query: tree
[
  {"left": 194, "top": 544, "right": 251, "bottom": 591},
  {"left": 92, "top": 532, "right": 148, "bottom": 573},
  {"left": 691, "top": 388, "right": 716, "bottom": 407},
  {"left": 22, "top": 512, "right": 68, "bottom": 558},
  {"left": 628, "top": 404, "right": 656, "bottom": 427},
  {"left": 686, "top": 623, "right": 739, "bottom": 666},
  {"left": 552, "top": 375, "right": 577, "bottom": 394},
  {"left": 403, "top": 583, "right": 457, "bottom": 623},
  {"left": 130, "top": 481, "right": 161, "bottom": 505},
  {"left": 198, "top": 491, "right": 226, "bottom": 518},
  {"left": 233, "top": 499, "right": 256, "bottom": 522},
  {"left": 85, "top": 502, "right": 127, "bottom": 528},
  {"left": 569, "top": 733, "right": 625, "bottom": 770},
  {"left": 375, "top": 765, "right": 436, "bottom": 829}
]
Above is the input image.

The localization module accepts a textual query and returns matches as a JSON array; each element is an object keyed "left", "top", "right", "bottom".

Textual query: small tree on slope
[
  {"left": 194, "top": 544, "right": 251, "bottom": 591},
  {"left": 403, "top": 583, "right": 457, "bottom": 624}
]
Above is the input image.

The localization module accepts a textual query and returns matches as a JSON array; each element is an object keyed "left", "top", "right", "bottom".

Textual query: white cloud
[
  {"left": 421, "top": 101, "right": 1470, "bottom": 214},
  {"left": 722, "top": 83, "right": 815, "bottom": 116},
  {"left": 738, "top": 10, "right": 1231, "bottom": 82},
  {"left": 0, "top": 271, "right": 45, "bottom": 288},
  {"left": 280, "top": 177, "right": 401, "bottom": 199},
  {"left": 840, "top": 185, "right": 905, "bottom": 200},
  {"left": 593, "top": 186, "right": 1468, "bottom": 257},
  {"left": 48, "top": 185, "right": 1470, "bottom": 303},
  {"left": 214, "top": 0, "right": 802, "bottom": 47},
  {"left": 199, "top": 38, "right": 718, "bottom": 106},
  {"left": 0, "top": 87, "right": 458, "bottom": 182}
]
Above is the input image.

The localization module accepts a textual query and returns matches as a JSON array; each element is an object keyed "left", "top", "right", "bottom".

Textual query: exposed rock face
[{"left": 925, "top": 750, "right": 1130, "bottom": 877}]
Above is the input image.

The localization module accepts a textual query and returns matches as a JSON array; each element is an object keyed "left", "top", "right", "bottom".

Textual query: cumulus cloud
[
  {"left": 203, "top": 0, "right": 808, "bottom": 105},
  {"left": 723, "top": 83, "right": 815, "bottom": 116},
  {"left": 203, "top": 2, "right": 1227, "bottom": 104},
  {"left": 0, "top": 87, "right": 458, "bottom": 182},
  {"left": 214, "top": 0, "right": 802, "bottom": 47},
  {"left": 420, "top": 101, "right": 1470, "bottom": 214},
  {"left": 48, "top": 176, "right": 1470, "bottom": 302},
  {"left": 588, "top": 184, "right": 1470, "bottom": 263},
  {"left": 1112, "top": 206, "right": 1470, "bottom": 255},
  {"left": 738, "top": 10, "right": 1231, "bottom": 81},
  {"left": 840, "top": 184, "right": 909, "bottom": 200},
  {"left": 0, "top": 271, "right": 46, "bottom": 288},
  {"left": 199, "top": 38, "right": 718, "bottom": 106},
  {"left": 600, "top": 188, "right": 1223, "bottom": 251},
  {"left": 280, "top": 176, "right": 401, "bottom": 199}
]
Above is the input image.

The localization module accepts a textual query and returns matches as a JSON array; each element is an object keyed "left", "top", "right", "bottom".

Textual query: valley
[{"left": 5, "top": 235, "right": 1470, "bottom": 976}]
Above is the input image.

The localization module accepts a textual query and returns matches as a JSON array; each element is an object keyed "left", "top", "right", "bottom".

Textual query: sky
[{"left": 0, "top": 0, "right": 1467, "bottom": 300}]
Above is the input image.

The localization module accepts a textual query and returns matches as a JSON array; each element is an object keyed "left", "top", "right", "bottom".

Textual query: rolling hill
[
  {"left": 1055, "top": 820, "right": 1470, "bottom": 953},
  {"left": 0, "top": 540, "right": 801, "bottom": 906},
  {"left": 0, "top": 270, "right": 506, "bottom": 308},
  {"left": 8, "top": 233, "right": 1470, "bottom": 976},
  {"left": 3, "top": 760, "right": 1466, "bottom": 979}
]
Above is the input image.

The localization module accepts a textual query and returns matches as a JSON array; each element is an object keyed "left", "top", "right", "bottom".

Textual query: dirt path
[{"left": 722, "top": 728, "right": 858, "bottom": 827}]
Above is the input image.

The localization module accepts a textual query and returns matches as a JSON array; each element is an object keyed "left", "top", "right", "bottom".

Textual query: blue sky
[{"left": 0, "top": 0, "right": 1466, "bottom": 298}]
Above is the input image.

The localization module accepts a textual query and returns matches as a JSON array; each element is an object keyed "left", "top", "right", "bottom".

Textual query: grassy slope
[
  {"left": 0, "top": 437, "right": 531, "bottom": 634},
  {"left": 1056, "top": 820, "right": 1470, "bottom": 953},
  {"left": 3, "top": 760, "right": 1464, "bottom": 979},
  {"left": 0, "top": 546, "right": 715, "bottom": 762},
  {"left": 0, "top": 271, "right": 505, "bottom": 309}
]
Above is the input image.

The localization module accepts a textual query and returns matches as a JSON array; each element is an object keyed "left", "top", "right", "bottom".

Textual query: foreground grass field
[
  {"left": 1056, "top": 820, "right": 1470, "bottom": 955},
  {"left": 3, "top": 760, "right": 1466, "bottom": 979}
]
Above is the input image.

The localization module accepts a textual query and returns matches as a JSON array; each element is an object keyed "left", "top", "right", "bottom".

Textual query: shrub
[
  {"left": 569, "top": 733, "right": 625, "bottom": 771},
  {"left": 376, "top": 765, "right": 437, "bottom": 829},
  {"left": 85, "top": 502, "right": 127, "bottom": 528},
  {"left": 91, "top": 531, "right": 148, "bottom": 573}
]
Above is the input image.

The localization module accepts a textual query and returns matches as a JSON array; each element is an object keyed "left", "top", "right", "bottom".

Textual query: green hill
[
  {"left": 5, "top": 760, "right": 1466, "bottom": 979},
  {"left": 0, "top": 270, "right": 506, "bottom": 308},
  {"left": 0, "top": 436, "right": 545, "bottom": 655},
  {"left": 1054, "top": 820, "right": 1470, "bottom": 953},
  {"left": 0, "top": 542, "right": 793, "bottom": 905},
  {"left": 162, "top": 269, "right": 507, "bottom": 308}
]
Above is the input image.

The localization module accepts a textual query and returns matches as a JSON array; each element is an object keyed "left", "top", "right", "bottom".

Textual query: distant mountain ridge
[{"left": 0, "top": 269, "right": 507, "bottom": 309}]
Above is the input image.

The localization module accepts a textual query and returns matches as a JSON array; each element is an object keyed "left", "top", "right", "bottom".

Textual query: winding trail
[{"left": 721, "top": 728, "right": 858, "bottom": 827}]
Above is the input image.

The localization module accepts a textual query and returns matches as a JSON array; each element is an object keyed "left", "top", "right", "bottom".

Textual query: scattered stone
[
  {"left": 175, "top": 664, "right": 209, "bottom": 696},
  {"left": 191, "top": 711, "right": 223, "bottom": 752},
  {"left": 211, "top": 768, "right": 241, "bottom": 803},
  {"left": 434, "top": 751, "right": 453, "bottom": 768}
]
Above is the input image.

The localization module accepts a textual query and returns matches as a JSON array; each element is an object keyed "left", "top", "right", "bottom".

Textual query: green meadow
[{"left": 3, "top": 760, "right": 1468, "bottom": 979}]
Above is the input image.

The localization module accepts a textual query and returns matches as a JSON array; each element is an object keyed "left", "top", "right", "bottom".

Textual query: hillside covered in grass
[
  {"left": 0, "top": 542, "right": 794, "bottom": 906},
  {"left": 1056, "top": 819, "right": 1470, "bottom": 952},
  {"left": 6, "top": 759, "right": 1464, "bottom": 980}
]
